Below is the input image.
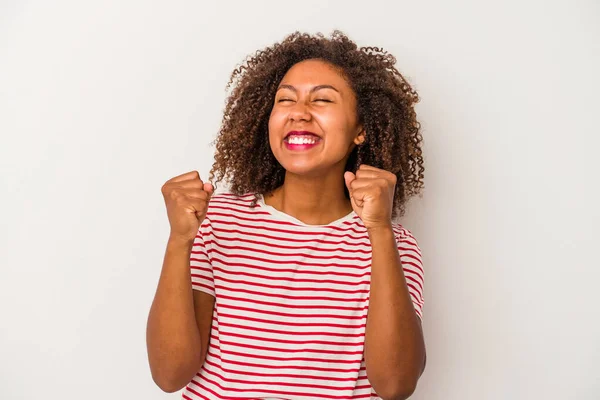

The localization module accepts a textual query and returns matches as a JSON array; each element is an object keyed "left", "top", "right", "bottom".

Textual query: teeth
[{"left": 287, "top": 135, "right": 318, "bottom": 145}]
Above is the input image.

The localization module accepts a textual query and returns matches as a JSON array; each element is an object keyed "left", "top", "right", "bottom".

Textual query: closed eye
[
  {"left": 314, "top": 99, "right": 332, "bottom": 103},
  {"left": 278, "top": 98, "right": 293, "bottom": 103}
]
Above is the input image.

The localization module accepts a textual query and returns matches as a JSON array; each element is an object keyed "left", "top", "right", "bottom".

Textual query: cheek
[
  {"left": 268, "top": 109, "right": 285, "bottom": 133},
  {"left": 315, "top": 111, "right": 353, "bottom": 141},
  {"left": 267, "top": 111, "right": 284, "bottom": 149},
  {"left": 317, "top": 112, "right": 343, "bottom": 131}
]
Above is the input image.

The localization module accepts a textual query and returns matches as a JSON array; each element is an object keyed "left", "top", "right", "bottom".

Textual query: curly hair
[{"left": 208, "top": 30, "right": 424, "bottom": 219}]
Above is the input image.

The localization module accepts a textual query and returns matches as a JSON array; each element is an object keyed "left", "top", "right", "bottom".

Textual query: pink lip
[
  {"left": 283, "top": 130, "right": 322, "bottom": 151},
  {"left": 284, "top": 140, "right": 320, "bottom": 151},
  {"left": 284, "top": 130, "right": 320, "bottom": 139},
  {"left": 283, "top": 131, "right": 321, "bottom": 151}
]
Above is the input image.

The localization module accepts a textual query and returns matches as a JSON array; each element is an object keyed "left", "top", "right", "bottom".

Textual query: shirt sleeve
[
  {"left": 394, "top": 227, "right": 425, "bottom": 320},
  {"left": 190, "top": 217, "right": 215, "bottom": 297}
]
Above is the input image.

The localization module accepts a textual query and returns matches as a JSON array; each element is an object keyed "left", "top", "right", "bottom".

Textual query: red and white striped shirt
[{"left": 183, "top": 192, "right": 424, "bottom": 400}]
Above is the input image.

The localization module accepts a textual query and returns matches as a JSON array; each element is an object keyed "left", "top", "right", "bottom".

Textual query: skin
[
  {"left": 146, "top": 58, "right": 426, "bottom": 397},
  {"left": 265, "top": 59, "right": 426, "bottom": 399},
  {"left": 266, "top": 59, "right": 364, "bottom": 224},
  {"left": 147, "top": 172, "right": 216, "bottom": 392}
]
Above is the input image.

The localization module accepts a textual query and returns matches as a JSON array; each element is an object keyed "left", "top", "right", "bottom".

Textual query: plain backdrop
[{"left": 1, "top": 0, "right": 599, "bottom": 399}]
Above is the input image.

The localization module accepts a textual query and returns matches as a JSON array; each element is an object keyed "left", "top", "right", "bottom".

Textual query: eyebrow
[{"left": 276, "top": 84, "right": 340, "bottom": 93}]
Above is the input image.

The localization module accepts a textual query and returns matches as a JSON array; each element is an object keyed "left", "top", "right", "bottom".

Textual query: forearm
[
  {"left": 364, "top": 225, "right": 425, "bottom": 400},
  {"left": 146, "top": 236, "right": 202, "bottom": 392}
]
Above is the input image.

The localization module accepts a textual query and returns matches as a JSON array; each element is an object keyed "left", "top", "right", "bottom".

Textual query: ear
[{"left": 353, "top": 127, "right": 366, "bottom": 146}]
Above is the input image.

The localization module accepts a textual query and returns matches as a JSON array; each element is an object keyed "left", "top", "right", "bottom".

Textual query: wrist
[
  {"left": 167, "top": 234, "right": 195, "bottom": 250},
  {"left": 366, "top": 223, "right": 394, "bottom": 237}
]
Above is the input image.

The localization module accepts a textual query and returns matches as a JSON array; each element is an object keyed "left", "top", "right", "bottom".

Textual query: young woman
[{"left": 147, "top": 30, "right": 426, "bottom": 400}]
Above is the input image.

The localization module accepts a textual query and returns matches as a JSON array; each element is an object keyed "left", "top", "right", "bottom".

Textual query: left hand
[{"left": 344, "top": 164, "right": 396, "bottom": 230}]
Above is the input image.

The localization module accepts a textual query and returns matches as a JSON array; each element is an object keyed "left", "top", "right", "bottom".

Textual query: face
[{"left": 268, "top": 59, "right": 365, "bottom": 177}]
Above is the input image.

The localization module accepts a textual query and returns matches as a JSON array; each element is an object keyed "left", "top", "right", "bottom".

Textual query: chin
[{"left": 279, "top": 161, "right": 323, "bottom": 177}]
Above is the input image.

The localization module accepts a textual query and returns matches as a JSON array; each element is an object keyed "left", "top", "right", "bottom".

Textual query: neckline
[{"left": 255, "top": 193, "right": 358, "bottom": 228}]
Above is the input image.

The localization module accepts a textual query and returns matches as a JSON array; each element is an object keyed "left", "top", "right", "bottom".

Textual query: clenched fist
[
  {"left": 161, "top": 171, "right": 214, "bottom": 243},
  {"left": 344, "top": 164, "right": 396, "bottom": 230}
]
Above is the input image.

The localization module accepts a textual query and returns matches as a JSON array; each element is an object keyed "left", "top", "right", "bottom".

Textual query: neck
[{"left": 264, "top": 170, "right": 353, "bottom": 226}]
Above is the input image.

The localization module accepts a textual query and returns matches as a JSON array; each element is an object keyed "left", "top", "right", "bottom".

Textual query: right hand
[{"left": 161, "top": 170, "right": 214, "bottom": 243}]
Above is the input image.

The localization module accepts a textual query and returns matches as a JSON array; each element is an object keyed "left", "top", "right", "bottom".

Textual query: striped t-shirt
[{"left": 182, "top": 192, "right": 424, "bottom": 400}]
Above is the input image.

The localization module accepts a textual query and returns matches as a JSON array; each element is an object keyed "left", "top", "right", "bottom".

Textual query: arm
[
  {"left": 364, "top": 225, "right": 426, "bottom": 400},
  {"left": 146, "top": 236, "right": 215, "bottom": 392}
]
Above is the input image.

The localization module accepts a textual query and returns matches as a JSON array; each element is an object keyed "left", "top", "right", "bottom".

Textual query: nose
[{"left": 289, "top": 100, "right": 312, "bottom": 122}]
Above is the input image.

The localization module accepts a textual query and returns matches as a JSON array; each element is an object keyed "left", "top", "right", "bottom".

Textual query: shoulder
[
  {"left": 209, "top": 191, "right": 257, "bottom": 205},
  {"left": 390, "top": 223, "right": 422, "bottom": 252},
  {"left": 391, "top": 222, "right": 417, "bottom": 240},
  {"left": 204, "top": 191, "right": 260, "bottom": 221}
]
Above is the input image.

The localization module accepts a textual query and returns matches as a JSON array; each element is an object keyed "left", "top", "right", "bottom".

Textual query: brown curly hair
[{"left": 208, "top": 30, "right": 424, "bottom": 219}]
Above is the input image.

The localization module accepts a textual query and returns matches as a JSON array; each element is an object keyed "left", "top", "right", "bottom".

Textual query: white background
[{"left": 1, "top": 0, "right": 599, "bottom": 399}]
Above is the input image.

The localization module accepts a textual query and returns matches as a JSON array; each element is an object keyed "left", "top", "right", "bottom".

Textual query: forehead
[{"left": 280, "top": 59, "right": 350, "bottom": 89}]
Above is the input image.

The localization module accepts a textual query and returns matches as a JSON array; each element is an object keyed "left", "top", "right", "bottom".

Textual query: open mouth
[
  {"left": 284, "top": 130, "right": 321, "bottom": 145},
  {"left": 285, "top": 135, "right": 320, "bottom": 145},
  {"left": 284, "top": 131, "right": 321, "bottom": 150}
]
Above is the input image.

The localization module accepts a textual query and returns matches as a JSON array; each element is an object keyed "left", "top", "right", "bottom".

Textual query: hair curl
[{"left": 208, "top": 30, "right": 424, "bottom": 219}]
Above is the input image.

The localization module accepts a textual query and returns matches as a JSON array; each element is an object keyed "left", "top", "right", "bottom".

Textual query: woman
[{"left": 147, "top": 30, "right": 426, "bottom": 400}]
